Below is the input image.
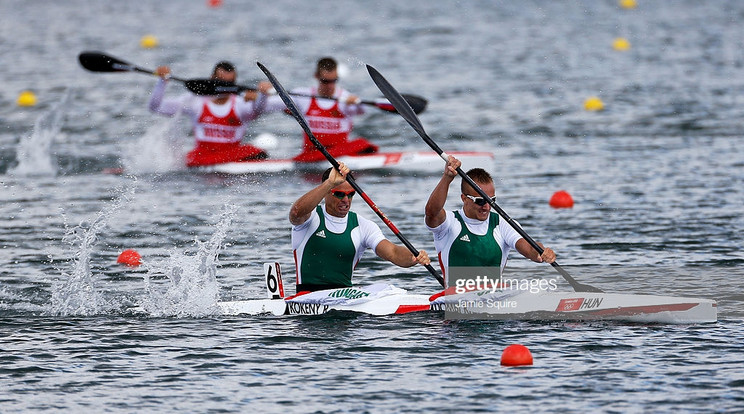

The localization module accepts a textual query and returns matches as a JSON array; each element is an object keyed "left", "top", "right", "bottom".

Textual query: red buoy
[
  {"left": 549, "top": 190, "right": 574, "bottom": 208},
  {"left": 207, "top": 0, "right": 223, "bottom": 7},
  {"left": 117, "top": 249, "right": 142, "bottom": 267},
  {"left": 501, "top": 344, "right": 533, "bottom": 366}
]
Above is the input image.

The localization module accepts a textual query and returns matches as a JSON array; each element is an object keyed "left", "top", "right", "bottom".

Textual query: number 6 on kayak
[{"left": 264, "top": 262, "right": 285, "bottom": 300}]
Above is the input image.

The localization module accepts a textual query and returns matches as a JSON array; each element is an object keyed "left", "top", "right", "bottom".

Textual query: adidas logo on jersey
[
  {"left": 315, "top": 230, "right": 326, "bottom": 238},
  {"left": 459, "top": 234, "right": 470, "bottom": 242}
]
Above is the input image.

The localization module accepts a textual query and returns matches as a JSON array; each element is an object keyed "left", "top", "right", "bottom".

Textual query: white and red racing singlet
[
  {"left": 193, "top": 96, "right": 246, "bottom": 144},
  {"left": 304, "top": 91, "right": 353, "bottom": 147}
]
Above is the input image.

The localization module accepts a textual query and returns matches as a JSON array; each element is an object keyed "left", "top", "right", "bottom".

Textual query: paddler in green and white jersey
[
  {"left": 289, "top": 163, "right": 431, "bottom": 293},
  {"left": 424, "top": 156, "right": 557, "bottom": 284}
]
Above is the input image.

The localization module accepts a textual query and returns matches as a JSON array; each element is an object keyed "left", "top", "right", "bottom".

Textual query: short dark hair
[
  {"left": 212, "top": 61, "right": 236, "bottom": 77},
  {"left": 316, "top": 57, "right": 337, "bottom": 75},
  {"left": 461, "top": 168, "right": 493, "bottom": 193},
  {"left": 322, "top": 167, "right": 333, "bottom": 182}
]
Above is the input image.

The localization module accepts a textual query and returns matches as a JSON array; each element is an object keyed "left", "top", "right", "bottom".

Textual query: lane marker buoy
[
  {"left": 613, "top": 37, "right": 631, "bottom": 51},
  {"left": 501, "top": 344, "right": 533, "bottom": 366},
  {"left": 140, "top": 35, "right": 159, "bottom": 49},
  {"left": 117, "top": 249, "right": 142, "bottom": 267},
  {"left": 549, "top": 190, "right": 574, "bottom": 208},
  {"left": 584, "top": 96, "right": 604, "bottom": 111},
  {"left": 17, "top": 91, "right": 37, "bottom": 107}
]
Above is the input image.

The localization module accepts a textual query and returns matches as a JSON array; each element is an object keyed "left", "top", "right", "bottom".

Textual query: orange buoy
[
  {"left": 501, "top": 344, "right": 533, "bottom": 366},
  {"left": 207, "top": 0, "right": 223, "bottom": 7},
  {"left": 117, "top": 249, "right": 142, "bottom": 267},
  {"left": 549, "top": 190, "right": 574, "bottom": 209}
]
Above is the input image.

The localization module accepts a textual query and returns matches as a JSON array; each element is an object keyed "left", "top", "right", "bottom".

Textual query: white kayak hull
[
  {"left": 218, "top": 290, "right": 716, "bottom": 323},
  {"left": 196, "top": 151, "right": 494, "bottom": 174},
  {"left": 218, "top": 293, "right": 432, "bottom": 316},
  {"left": 215, "top": 264, "right": 718, "bottom": 323},
  {"left": 435, "top": 291, "right": 718, "bottom": 324}
]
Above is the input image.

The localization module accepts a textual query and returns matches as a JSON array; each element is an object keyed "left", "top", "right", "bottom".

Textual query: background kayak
[{"left": 197, "top": 149, "right": 495, "bottom": 174}]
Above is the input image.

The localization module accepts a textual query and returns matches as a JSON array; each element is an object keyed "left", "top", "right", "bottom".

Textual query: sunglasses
[
  {"left": 319, "top": 78, "right": 339, "bottom": 84},
  {"left": 465, "top": 194, "right": 496, "bottom": 206},
  {"left": 331, "top": 190, "right": 355, "bottom": 199}
]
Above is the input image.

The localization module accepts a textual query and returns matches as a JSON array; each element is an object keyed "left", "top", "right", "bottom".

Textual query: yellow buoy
[
  {"left": 16, "top": 90, "right": 37, "bottom": 107},
  {"left": 619, "top": 0, "right": 637, "bottom": 9},
  {"left": 584, "top": 96, "right": 604, "bottom": 112},
  {"left": 140, "top": 34, "right": 159, "bottom": 49},
  {"left": 613, "top": 37, "right": 631, "bottom": 51}
]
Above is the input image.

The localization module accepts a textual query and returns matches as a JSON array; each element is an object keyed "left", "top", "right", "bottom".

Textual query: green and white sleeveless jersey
[
  {"left": 292, "top": 205, "right": 386, "bottom": 287},
  {"left": 427, "top": 208, "right": 522, "bottom": 280}
]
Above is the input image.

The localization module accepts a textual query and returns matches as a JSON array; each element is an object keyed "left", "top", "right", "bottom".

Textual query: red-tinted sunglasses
[{"left": 331, "top": 190, "right": 355, "bottom": 199}]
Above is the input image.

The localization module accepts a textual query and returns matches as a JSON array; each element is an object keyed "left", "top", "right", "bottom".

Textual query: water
[{"left": 2, "top": 0, "right": 744, "bottom": 411}]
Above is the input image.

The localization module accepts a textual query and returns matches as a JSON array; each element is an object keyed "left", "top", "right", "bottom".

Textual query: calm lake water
[{"left": 2, "top": 0, "right": 743, "bottom": 412}]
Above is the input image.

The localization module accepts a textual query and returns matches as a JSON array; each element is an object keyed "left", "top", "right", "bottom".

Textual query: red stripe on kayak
[
  {"left": 556, "top": 298, "right": 584, "bottom": 311},
  {"left": 584, "top": 303, "right": 700, "bottom": 316},
  {"left": 383, "top": 152, "right": 402, "bottom": 165},
  {"left": 395, "top": 304, "right": 431, "bottom": 314},
  {"left": 429, "top": 290, "right": 446, "bottom": 302},
  {"left": 283, "top": 291, "right": 310, "bottom": 300}
]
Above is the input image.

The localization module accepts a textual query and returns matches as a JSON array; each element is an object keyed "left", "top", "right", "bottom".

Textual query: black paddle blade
[
  {"left": 78, "top": 51, "right": 134, "bottom": 73},
  {"left": 367, "top": 65, "right": 427, "bottom": 136},
  {"left": 184, "top": 78, "right": 252, "bottom": 95},
  {"left": 367, "top": 64, "right": 443, "bottom": 155},
  {"left": 372, "top": 94, "right": 427, "bottom": 114},
  {"left": 579, "top": 284, "right": 604, "bottom": 293},
  {"left": 256, "top": 62, "right": 338, "bottom": 169},
  {"left": 401, "top": 94, "right": 428, "bottom": 114}
]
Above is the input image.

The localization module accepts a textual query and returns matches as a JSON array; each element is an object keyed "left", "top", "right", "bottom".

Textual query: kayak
[
  {"left": 219, "top": 289, "right": 717, "bottom": 323},
  {"left": 194, "top": 150, "right": 494, "bottom": 174},
  {"left": 434, "top": 290, "right": 718, "bottom": 324},
  {"left": 217, "top": 263, "right": 718, "bottom": 323},
  {"left": 219, "top": 263, "right": 432, "bottom": 316},
  {"left": 219, "top": 292, "right": 433, "bottom": 316}
]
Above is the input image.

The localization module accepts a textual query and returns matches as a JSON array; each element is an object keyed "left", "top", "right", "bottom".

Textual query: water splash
[
  {"left": 10, "top": 91, "right": 70, "bottom": 177},
  {"left": 138, "top": 204, "right": 238, "bottom": 318},
  {"left": 121, "top": 113, "right": 187, "bottom": 174},
  {"left": 0, "top": 287, "right": 46, "bottom": 314},
  {"left": 49, "top": 186, "right": 135, "bottom": 316}
]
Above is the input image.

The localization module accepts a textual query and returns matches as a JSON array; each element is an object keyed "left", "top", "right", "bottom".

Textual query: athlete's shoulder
[
  {"left": 353, "top": 210, "right": 372, "bottom": 225},
  {"left": 429, "top": 210, "right": 457, "bottom": 234}
]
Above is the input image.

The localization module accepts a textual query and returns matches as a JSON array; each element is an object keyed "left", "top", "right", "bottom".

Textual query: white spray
[
  {"left": 138, "top": 204, "right": 238, "bottom": 318},
  {"left": 10, "top": 91, "right": 70, "bottom": 177},
  {"left": 49, "top": 186, "right": 135, "bottom": 316}
]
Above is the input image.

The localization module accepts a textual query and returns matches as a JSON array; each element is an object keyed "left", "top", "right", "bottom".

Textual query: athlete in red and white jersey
[
  {"left": 149, "top": 61, "right": 273, "bottom": 167},
  {"left": 263, "top": 57, "right": 379, "bottom": 162}
]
